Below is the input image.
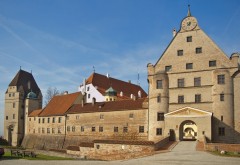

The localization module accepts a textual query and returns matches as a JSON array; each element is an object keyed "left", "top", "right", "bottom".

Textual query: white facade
[{"left": 79, "top": 84, "right": 105, "bottom": 103}]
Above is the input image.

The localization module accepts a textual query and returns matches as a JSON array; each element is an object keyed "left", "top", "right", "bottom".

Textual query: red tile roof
[
  {"left": 84, "top": 73, "right": 147, "bottom": 98},
  {"left": 67, "top": 98, "right": 147, "bottom": 114},
  {"left": 28, "top": 109, "right": 42, "bottom": 117},
  {"left": 39, "top": 92, "right": 82, "bottom": 117}
]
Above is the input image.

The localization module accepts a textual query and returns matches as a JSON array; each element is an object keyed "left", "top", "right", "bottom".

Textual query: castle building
[
  {"left": 4, "top": 69, "right": 42, "bottom": 146},
  {"left": 78, "top": 72, "right": 147, "bottom": 103},
  {"left": 147, "top": 7, "right": 240, "bottom": 143}
]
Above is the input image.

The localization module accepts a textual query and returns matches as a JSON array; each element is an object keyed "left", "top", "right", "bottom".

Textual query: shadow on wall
[{"left": 212, "top": 117, "right": 240, "bottom": 144}]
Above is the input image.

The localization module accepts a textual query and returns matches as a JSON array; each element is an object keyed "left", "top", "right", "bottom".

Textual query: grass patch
[
  {"left": 210, "top": 151, "right": 240, "bottom": 158},
  {"left": 2, "top": 151, "right": 74, "bottom": 160}
]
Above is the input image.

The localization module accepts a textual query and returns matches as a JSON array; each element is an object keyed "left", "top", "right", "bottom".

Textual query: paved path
[{"left": 1, "top": 141, "right": 240, "bottom": 165}]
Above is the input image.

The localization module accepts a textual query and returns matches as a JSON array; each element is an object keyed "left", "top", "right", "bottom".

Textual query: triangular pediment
[{"left": 165, "top": 107, "right": 212, "bottom": 117}]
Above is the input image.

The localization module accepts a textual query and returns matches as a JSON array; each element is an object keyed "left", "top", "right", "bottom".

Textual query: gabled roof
[
  {"left": 67, "top": 98, "right": 147, "bottom": 114},
  {"left": 165, "top": 107, "right": 212, "bottom": 117},
  {"left": 8, "top": 69, "right": 41, "bottom": 97},
  {"left": 28, "top": 109, "right": 43, "bottom": 117},
  {"left": 39, "top": 92, "right": 82, "bottom": 117},
  {"left": 85, "top": 73, "right": 147, "bottom": 98}
]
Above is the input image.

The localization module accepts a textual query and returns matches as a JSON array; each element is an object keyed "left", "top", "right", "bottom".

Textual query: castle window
[
  {"left": 186, "top": 63, "right": 193, "bottom": 69},
  {"left": 47, "top": 118, "right": 50, "bottom": 123},
  {"left": 129, "top": 113, "right": 134, "bottom": 119},
  {"left": 9, "top": 93, "right": 11, "bottom": 97},
  {"left": 47, "top": 128, "right": 50, "bottom": 134},
  {"left": 72, "top": 126, "right": 75, "bottom": 132},
  {"left": 220, "top": 94, "right": 224, "bottom": 101},
  {"left": 156, "top": 128, "right": 162, "bottom": 135},
  {"left": 114, "top": 127, "right": 118, "bottom": 132},
  {"left": 42, "top": 118, "right": 45, "bottom": 123},
  {"left": 123, "top": 127, "right": 128, "bottom": 133},
  {"left": 218, "top": 127, "right": 225, "bottom": 136},
  {"left": 156, "top": 80, "right": 163, "bottom": 89},
  {"left": 38, "top": 118, "right": 41, "bottom": 123},
  {"left": 58, "top": 128, "right": 61, "bottom": 134},
  {"left": 221, "top": 116, "right": 223, "bottom": 121},
  {"left": 100, "top": 114, "right": 104, "bottom": 119},
  {"left": 52, "top": 117, "right": 55, "bottom": 123},
  {"left": 157, "top": 94, "right": 161, "bottom": 103},
  {"left": 58, "top": 117, "right": 62, "bottom": 123},
  {"left": 157, "top": 112, "right": 164, "bottom": 121},
  {"left": 187, "top": 36, "right": 192, "bottom": 42},
  {"left": 42, "top": 128, "right": 45, "bottom": 134},
  {"left": 6, "top": 116, "right": 8, "bottom": 120},
  {"left": 178, "top": 95, "right": 184, "bottom": 103},
  {"left": 178, "top": 78, "right": 184, "bottom": 87},
  {"left": 217, "top": 75, "right": 225, "bottom": 84},
  {"left": 13, "top": 114, "right": 15, "bottom": 119},
  {"left": 81, "top": 126, "right": 84, "bottom": 132},
  {"left": 209, "top": 60, "right": 216, "bottom": 67},
  {"left": 67, "top": 126, "right": 70, "bottom": 132},
  {"left": 196, "top": 47, "right": 202, "bottom": 54},
  {"left": 194, "top": 77, "right": 201, "bottom": 87},
  {"left": 99, "top": 126, "right": 103, "bottom": 132},
  {"left": 76, "top": 115, "right": 80, "bottom": 120},
  {"left": 52, "top": 128, "right": 55, "bottom": 134},
  {"left": 92, "top": 127, "right": 96, "bottom": 132},
  {"left": 13, "top": 102, "right": 15, "bottom": 108},
  {"left": 177, "top": 50, "right": 183, "bottom": 56},
  {"left": 165, "top": 65, "right": 172, "bottom": 72},
  {"left": 139, "top": 126, "right": 144, "bottom": 133},
  {"left": 195, "top": 94, "right": 201, "bottom": 103}
]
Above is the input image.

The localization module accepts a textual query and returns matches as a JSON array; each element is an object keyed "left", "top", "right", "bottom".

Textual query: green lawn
[{"left": 2, "top": 151, "right": 74, "bottom": 160}]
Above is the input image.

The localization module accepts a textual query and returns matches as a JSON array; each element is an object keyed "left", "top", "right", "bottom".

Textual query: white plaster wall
[{"left": 79, "top": 84, "right": 105, "bottom": 103}]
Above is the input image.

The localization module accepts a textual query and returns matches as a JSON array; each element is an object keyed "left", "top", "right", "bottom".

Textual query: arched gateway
[{"left": 164, "top": 107, "right": 212, "bottom": 141}]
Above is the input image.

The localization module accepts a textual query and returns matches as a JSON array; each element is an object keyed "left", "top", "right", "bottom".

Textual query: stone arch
[{"left": 179, "top": 120, "right": 197, "bottom": 141}]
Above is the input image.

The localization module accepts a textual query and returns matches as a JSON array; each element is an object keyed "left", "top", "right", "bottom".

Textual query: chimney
[
  {"left": 173, "top": 28, "right": 176, "bottom": 37},
  {"left": 106, "top": 73, "right": 110, "bottom": 78},
  {"left": 128, "top": 80, "right": 131, "bottom": 84},
  {"left": 64, "top": 91, "right": 68, "bottom": 95}
]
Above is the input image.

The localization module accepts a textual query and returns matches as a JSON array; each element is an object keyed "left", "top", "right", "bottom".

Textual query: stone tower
[
  {"left": 148, "top": 6, "right": 240, "bottom": 143},
  {"left": 4, "top": 69, "right": 42, "bottom": 146}
]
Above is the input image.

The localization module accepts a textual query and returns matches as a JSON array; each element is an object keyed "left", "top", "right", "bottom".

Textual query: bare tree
[{"left": 44, "top": 87, "right": 60, "bottom": 106}]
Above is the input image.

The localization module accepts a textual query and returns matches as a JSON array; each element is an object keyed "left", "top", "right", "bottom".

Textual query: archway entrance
[{"left": 179, "top": 120, "right": 197, "bottom": 141}]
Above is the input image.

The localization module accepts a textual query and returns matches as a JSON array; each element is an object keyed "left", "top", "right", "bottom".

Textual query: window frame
[
  {"left": 196, "top": 47, "right": 202, "bottom": 54},
  {"left": 156, "top": 128, "right": 162, "bottom": 135},
  {"left": 194, "top": 77, "right": 201, "bottom": 87},
  {"left": 186, "top": 36, "right": 192, "bottom": 42},
  {"left": 209, "top": 60, "right": 216, "bottom": 67},
  {"left": 178, "top": 78, "right": 185, "bottom": 88},
  {"left": 195, "top": 94, "right": 201, "bottom": 103},
  {"left": 139, "top": 126, "right": 144, "bottom": 133},
  {"left": 178, "top": 95, "right": 184, "bottom": 103},
  {"left": 220, "top": 94, "right": 224, "bottom": 101},
  {"left": 218, "top": 75, "right": 225, "bottom": 84},
  {"left": 157, "top": 112, "right": 164, "bottom": 121},
  {"left": 186, "top": 63, "right": 193, "bottom": 69},
  {"left": 177, "top": 50, "right": 184, "bottom": 56},
  {"left": 165, "top": 65, "right": 172, "bottom": 72},
  {"left": 156, "top": 80, "right": 163, "bottom": 89}
]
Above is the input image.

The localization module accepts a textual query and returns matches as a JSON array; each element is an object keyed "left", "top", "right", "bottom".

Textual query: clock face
[{"left": 181, "top": 17, "right": 198, "bottom": 31}]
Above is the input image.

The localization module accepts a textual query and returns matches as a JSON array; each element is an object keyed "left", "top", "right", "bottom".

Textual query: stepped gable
[
  {"left": 39, "top": 92, "right": 81, "bottom": 117},
  {"left": 86, "top": 73, "right": 147, "bottom": 98},
  {"left": 28, "top": 109, "right": 42, "bottom": 117},
  {"left": 67, "top": 98, "right": 147, "bottom": 114},
  {"left": 8, "top": 69, "right": 41, "bottom": 96}
]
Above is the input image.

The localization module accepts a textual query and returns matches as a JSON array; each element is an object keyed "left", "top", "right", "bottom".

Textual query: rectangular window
[
  {"left": 195, "top": 94, "right": 201, "bottom": 103},
  {"left": 38, "top": 118, "right": 41, "bottom": 123},
  {"left": 165, "top": 65, "right": 172, "bottom": 72},
  {"left": 76, "top": 115, "right": 80, "bottom": 120},
  {"left": 99, "top": 126, "right": 103, "bottom": 132},
  {"left": 178, "top": 78, "right": 184, "bottom": 87},
  {"left": 58, "top": 128, "right": 61, "bottom": 134},
  {"left": 114, "top": 127, "right": 118, "bottom": 133},
  {"left": 52, "top": 117, "right": 55, "bottom": 123},
  {"left": 42, "top": 128, "right": 45, "bottom": 134},
  {"left": 123, "top": 127, "right": 128, "bottom": 133},
  {"left": 34, "top": 117, "right": 36, "bottom": 121},
  {"left": 157, "top": 112, "right": 164, "bottom": 121},
  {"left": 81, "top": 126, "right": 84, "bottom": 132},
  {"left": 6, "top": 116, "right": 8, "bottom": 120},
  {"left": 156, "top": 80, "right": 163, "bottom": 89},
  {"left": 72, "top": 126, "right": 75, "bottom": 132},
  {"left": 9, "top": 93, "right": 11, "bottom": 97},
  {"left": 52, "top": 128, "right": 55, "bottom": 134},
  {"left": 187, "top": 36, "right": 192, "bottom": 42},
  {"left": 156, "top": 128, "right": 162, "bottom": 135},
  {"left": 92, "top": 127, "right": 96, "bottom": 132},
  {"left": 100, "top": 114, "right": 104, "bottom": 119},
  {"left": 87, "top": 86, "right": 90, "bottom": 91},
  {"left": 157, "top": 94, "right": 161, "bottom": 103},
  {"left": 218, "top": 75, "right": 225, "bottom": 84},
  {"left": 13, "top": 102, "right": 15, "bottom": 108},
  {"left": 88, "top": 94, "right": 90, "bottom": 99},
  {"left": 139, "top": 126, "right": 144, "bottom": 133},
  {"left": 58, "top": 117, "right": 62, "bottom": 123},
  {"left": 29, "top": 118, "right": 31, "bottom": 121},
  {"left": 209, "top": 60, "right": 216, "bottom": 67},
  {"left": 178, "top": 95, "right": 184, "bottom": 103},
  {"left": 67, "top": 126, "right": 70, "bottom": 132},
  {"left": 42, "top": 118, "right": 45, "bottom": 123},
  {"left": 186, "top": 63, "right": 193, "bottom": 69},
  {"left": 221, "top": 116, "right": 223, "bottom": 121},
  {"left": 13, "top": 114, "right": 15, "bottom": 119},
  {"left": 220, "top": 94, "right": 224, "bottom": 101},
  {"left": 47, "top": 128, "right": 50, "bottom": 134},
  {"left": 129, "top": 113, "right": 134, "bottom": 119},
  {"left": 194, "top": 77, "right": 201, "bottom": 87},
  {"left": 47, "top": 118, "right": 50, "bottom": 123},
  {"left": 218, "top": 127, "right": 225, "bottom": 136},
  {"left": 196, "top": 47, "right": 202, "bottom": 54},
  {"left": 177, "top": 50, "right": 183, "bottom": 56}
]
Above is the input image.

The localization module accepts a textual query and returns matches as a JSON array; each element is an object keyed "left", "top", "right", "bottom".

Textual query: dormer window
[{"left": 187, "top": 36, "right": 192, "bottom": 42}]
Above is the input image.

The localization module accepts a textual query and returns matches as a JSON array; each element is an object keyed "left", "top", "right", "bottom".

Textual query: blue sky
[{"left": 0, "top": 0, "right": 240, "bottom": 137}]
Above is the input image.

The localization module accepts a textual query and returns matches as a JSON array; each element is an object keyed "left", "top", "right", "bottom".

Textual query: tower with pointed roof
[
  {"left": 4, "top": 69, "right": 42, "bottom": 146},
  {"left": 148, "top": 6, "right": 240, "bottom": 143}
]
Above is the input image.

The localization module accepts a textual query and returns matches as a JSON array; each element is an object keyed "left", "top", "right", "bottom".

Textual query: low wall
[{"left": 154, "top": 136, "right": 170, "bottom": 150}]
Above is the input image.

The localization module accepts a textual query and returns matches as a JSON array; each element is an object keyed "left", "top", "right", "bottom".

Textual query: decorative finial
[
  {"left": 20, "top": 66, "right": 22, "bottom": 70},
  {"left": 187, "top": 4, "right": 191, "bottom": 17},
  {"left": 93, "top": 66, "right": 95, "bottom": 73}
]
